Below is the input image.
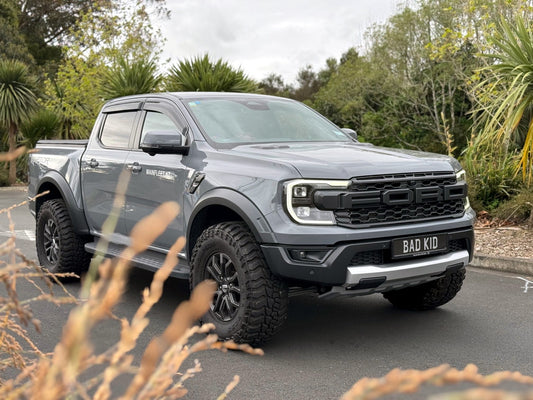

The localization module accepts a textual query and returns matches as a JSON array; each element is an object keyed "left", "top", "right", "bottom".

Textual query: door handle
[
  {"left": 89, "top": 158, "right": 99, "bottom": 168},
  {"left": 126, "top": 162, "right": 142, "bottom": 173}
]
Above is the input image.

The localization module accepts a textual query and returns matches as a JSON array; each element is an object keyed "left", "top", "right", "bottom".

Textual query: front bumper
[{"left": 261, "top": 227, "right": 474, "bottom": 290}]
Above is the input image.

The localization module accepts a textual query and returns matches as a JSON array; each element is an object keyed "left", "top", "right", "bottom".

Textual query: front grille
[
  {"left": 350, "top": 250, "right": 385, "bottom": 265},
  {"left": 335, "top": 200, "right": 465, "bottom": 226},
  {"left": 330, "top": 172, "right": 465, "bottom": 228},
  {"left": 448, "top": 239, "right": 467, "bottom": 252}
]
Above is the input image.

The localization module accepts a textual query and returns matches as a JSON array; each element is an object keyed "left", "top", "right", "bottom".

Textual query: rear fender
[{"left": 36, "top": 171, "right": 90, "bottom": 235}]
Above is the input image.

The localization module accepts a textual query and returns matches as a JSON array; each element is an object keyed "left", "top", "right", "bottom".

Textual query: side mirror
[
  {"left": 140, "top": 128, "right": 189, "bottom": 156},
  {"left": 341, "top": 128, "right": 358, "bottom": 141}
]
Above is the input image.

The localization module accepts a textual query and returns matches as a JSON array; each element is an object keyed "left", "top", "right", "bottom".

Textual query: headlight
[
  {"left": 455, "top": 169, "right": 466, "bottom": 182},
  {"left": 455, "top": 169, "right": 470, "bottom": 210},
  {"left": 285, "top": 179, "right": 350, "bottom": 225}
]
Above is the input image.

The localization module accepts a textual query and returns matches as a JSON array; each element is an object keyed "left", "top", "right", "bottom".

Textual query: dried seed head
[{"left": 129, "top": 202, "right": 180, "bottom": 254}]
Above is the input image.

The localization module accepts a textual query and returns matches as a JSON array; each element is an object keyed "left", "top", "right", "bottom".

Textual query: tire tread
[
  {"left": 190, "top": 221, "right": 288, "bottom": 345},
  {"left": 36, "top": 199, "right": 90, "bottom": 276},
  {"left": 383, "top": 269, "right": 466, "bottom": 310}
]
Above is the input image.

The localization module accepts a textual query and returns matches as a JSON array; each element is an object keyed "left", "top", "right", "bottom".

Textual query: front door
[{"left": 123, "top": 99, "right": 192, "bottom": 250}]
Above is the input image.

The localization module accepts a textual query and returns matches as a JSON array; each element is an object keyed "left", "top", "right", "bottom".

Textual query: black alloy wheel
[
  {"left": 206, "top": 252, "right": 241, "bottom": 322},
  {"left": 36, "top": 199, "right": 91, "bottom": 277},
  {"left": 190, "top": 221, "right": 288, "bottom": 345}
]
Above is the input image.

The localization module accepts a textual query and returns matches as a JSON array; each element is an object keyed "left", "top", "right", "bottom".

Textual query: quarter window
[{"left": 100, "top": 111, "right": 137, "bottom": 148}]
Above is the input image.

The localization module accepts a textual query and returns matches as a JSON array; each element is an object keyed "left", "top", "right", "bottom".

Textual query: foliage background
[{"left": 1, "top": 0, "right": 533, "bottom": 220}]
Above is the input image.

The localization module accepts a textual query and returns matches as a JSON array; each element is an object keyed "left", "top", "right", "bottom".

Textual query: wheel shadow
[{"left": 265, "top": 292, "right": 475, "bottom": 356}]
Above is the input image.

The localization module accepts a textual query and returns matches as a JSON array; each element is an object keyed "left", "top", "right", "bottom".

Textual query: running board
[{"left": 84, "top": 241, "right": 190, "bottom": 279}]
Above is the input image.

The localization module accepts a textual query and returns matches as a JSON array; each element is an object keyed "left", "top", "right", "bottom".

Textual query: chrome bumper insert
[{"left": 320, "top": 250, "right": 470, "bottom": 298}]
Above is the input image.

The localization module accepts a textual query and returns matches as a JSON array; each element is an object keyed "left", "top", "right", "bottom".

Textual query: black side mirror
[
  {"left": 140, "top": 128, "right": 189, "bottom": 156},
  {"left": 341, "top": 128, "right": 358, "bottom": 141}
]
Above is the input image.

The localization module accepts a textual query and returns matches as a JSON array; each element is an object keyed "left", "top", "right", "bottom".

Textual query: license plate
[{"left": 391, "top": 234, "right": 447, "bottom": 259}]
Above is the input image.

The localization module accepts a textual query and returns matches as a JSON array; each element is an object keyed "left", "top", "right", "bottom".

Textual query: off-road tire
[
  {"left": 36, "top": 199, "right": 91, "bottom": 277},
  {"left": 190, "top": 221, "right": 288, "bottom": 346},
  {"left": 383, "top": 268, "right": 466, "bottom": 310}
]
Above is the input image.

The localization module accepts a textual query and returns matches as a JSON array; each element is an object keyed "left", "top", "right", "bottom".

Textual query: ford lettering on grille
[{"left": 312, "top": 172, "right": 467, "bottom": 228}]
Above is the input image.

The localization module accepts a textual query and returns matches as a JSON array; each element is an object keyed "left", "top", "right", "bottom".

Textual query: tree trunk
[{"left": 8, "top": 122, "right": 17, "bottom": 185}]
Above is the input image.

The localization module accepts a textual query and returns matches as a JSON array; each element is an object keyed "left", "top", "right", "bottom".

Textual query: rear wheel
[
  {"left": 383, "top": 268, "right": 466, "bottom": 310},
  {"left": 36, "top": 199, "right": 91, "bottom": 277},
  {"left": 190, "top": 222, "right": 288, "bottom": 345}
]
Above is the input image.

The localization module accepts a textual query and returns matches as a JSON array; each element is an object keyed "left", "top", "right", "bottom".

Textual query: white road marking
[
  {"left": 0, "top": 230, "right": 36, "bottom": 242},
  {"left": 516, "top": 277, "right": 533, "bottom": 293}
]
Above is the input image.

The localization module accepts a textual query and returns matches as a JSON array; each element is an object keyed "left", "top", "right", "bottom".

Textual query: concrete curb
[
  {"left": 0, "top": 185, "right": 27, "bottom": 191},
  {"left": 470, "top": 254, "right": 533, "bottom": 277}
]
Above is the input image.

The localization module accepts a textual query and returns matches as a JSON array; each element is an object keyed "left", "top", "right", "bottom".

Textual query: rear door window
[{"left": 100, "top": 111, "right": 137, "bottom": 148}]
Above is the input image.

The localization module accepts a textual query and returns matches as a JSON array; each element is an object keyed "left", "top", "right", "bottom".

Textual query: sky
[{"left": 160, "top": 0, "right": 401, "bottom": 84}]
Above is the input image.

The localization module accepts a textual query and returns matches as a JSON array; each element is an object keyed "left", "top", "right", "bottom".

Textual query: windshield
[{"left": 184, "top": 97, "right": 351, "bottom": 146}]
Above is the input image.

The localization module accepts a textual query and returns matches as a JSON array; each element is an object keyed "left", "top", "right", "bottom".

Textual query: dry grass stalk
[
  {"left": 0, "top": 146, "right": 26, "bottom": 162},
  {"left": 430, "top": 388, "right": 533, "bottom": 400},
  {"left": 0, "top": 179, "right": 262, "bottom": 398},
  {"left": 341, "top": 364, "right": 533, "bottom": 400},
  {"left": 0, "top": 191, "right": 77, "bottom": 376}
]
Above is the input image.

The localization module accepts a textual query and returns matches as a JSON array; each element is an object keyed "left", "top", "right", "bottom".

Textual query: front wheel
[
  {"left": 36, "top": 199, "right": 91, "bottom": 276},
  {"left": 383, "top": 268, "right": 466, "bottom": 310},
  {"left": 190, "top": 222, "right": 288, "bottom": 345}
]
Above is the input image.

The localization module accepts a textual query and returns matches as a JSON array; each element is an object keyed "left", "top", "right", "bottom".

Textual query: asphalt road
[{"left": 1, "top": 187, "right": 532, "bottom": 399}]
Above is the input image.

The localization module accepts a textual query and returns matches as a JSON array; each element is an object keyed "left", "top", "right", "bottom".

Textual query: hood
[{"left": 227, "top": 142, "right": 457, "bottom": 179}]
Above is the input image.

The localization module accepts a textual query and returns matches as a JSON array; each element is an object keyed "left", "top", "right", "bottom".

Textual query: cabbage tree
[{"left": 0, "top": 60, "right": 38, "bottom": 184}]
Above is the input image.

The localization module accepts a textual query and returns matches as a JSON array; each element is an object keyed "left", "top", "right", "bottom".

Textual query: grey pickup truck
[{"left": 28, "top": 92, "right": 475, "bottom": 344}]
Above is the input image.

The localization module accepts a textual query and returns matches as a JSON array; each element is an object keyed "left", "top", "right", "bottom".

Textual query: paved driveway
[{"left": 1, "top": 187, "right": 532, "bottom": 399}]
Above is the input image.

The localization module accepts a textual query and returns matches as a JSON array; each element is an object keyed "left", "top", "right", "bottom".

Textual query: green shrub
[
  {"left": 492, "top": 187, "right": 533, "bottom": 224},
  {"left": 463, "top": 153, "right": 522, "bottom": 211},
  {"left": 0, "top": 167, "right": 9, "bottom": 187}
]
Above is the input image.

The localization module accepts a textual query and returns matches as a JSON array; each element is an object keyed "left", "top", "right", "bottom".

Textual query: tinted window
[
  {"left": 140, "top": 111, "right": 181, "bottom": 144},
  {"left": 100, "top": 112, "right": 137, "bottom": 148},
  {"left": 185, "top": 98, "right": 350, "bottom": 146}
]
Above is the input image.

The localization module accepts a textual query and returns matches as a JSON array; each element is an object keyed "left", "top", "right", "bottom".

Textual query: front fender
[{"left": 187, "top": 188, "right": 276, "bottom": 245}]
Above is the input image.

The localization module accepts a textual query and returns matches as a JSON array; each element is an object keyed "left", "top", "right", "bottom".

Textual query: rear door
[
  {"left": 123, "top": 98, "right": 192, "bottom": 250},
  {"left": 81, "top": 102, "right": 142, "bottom": 238}
]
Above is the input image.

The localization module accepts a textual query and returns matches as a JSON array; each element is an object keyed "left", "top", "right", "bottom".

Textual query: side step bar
[{"left": 85, "top": 241, "right": 190, "bottom": 280}]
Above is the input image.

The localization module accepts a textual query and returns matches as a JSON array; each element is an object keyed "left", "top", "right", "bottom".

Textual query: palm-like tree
[
  {"left": 166, "top": 54, "right": 256, "bottom": 92},
  {"left": 473, "top": 17, "right": 533, "bottom": 185},
  {"left": 0, "top": 59, "right": 38, "bottom": 185},
  {"left": 19, "top": 108, "right": 60, "bottom": 148},
  {"left": 101, "top": 56, "right": 163, "bottom": 100}
]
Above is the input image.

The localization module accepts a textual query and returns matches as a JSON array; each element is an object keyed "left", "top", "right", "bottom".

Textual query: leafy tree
[
  {"left": 363, "top": 3, "right": 476, "bottom": 153},
  {"left": 16, "top": 0, "right": 168, "bottom": 72},
  {"left": 0, "top": 0, "right": 33, "bottom": 64},
  {"left": 313, "top": 53, "right": 401, "bottom": 147},
  {"left": 101, "top": 56, "right": 162, "bottom": 100},
  {"left": 19, "top": 108, "right": 59, "bottom": 148},
  {"left": 472, "top": 16, "right": 533, "bottom": 185},
  {"left": 0, "top": 59, "right": 38, "bottom": 184},
  {"left": 312, "top": 1, "right": 494, "bottom": 153},
  {"left": 166, "top": 54, "right": 256, "bottom": 92},
  {"left": 317, "top": 57, "right": 338, "bottom": 86},
  {"left": 292, "top": 65, "right": 321, "bottom": 102},
  {"left": 17, "top": 0, "right": 96, "bottom": 69},
  {"left": 43, "top": 0, "right": 167, "bottom": 139},
  {"left": 259, "top": 73, "right": 293, "bottom": 97},
  {"left": 42, "top": 56, "right": 102, "bottom": 139}
]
